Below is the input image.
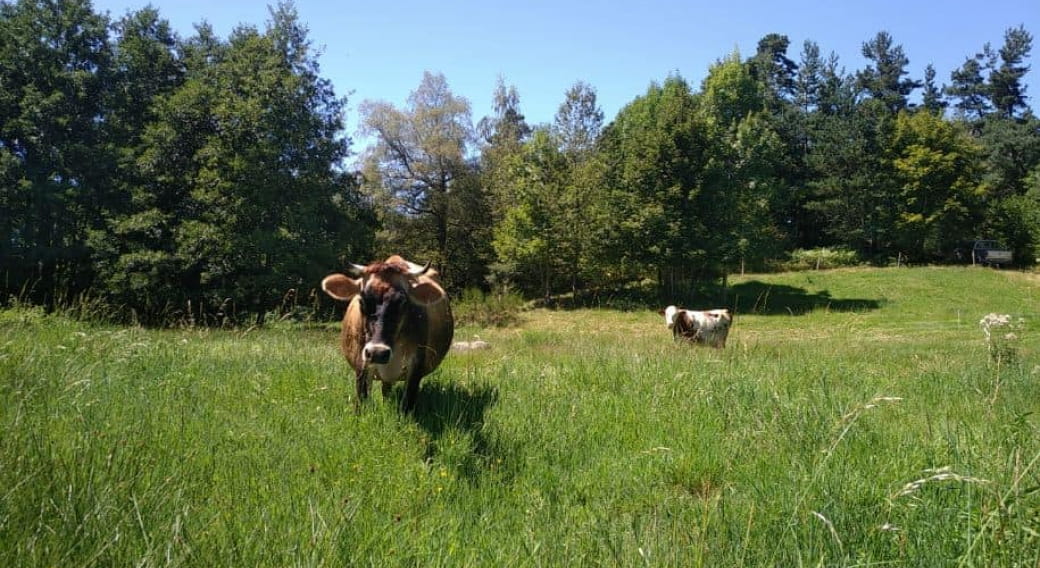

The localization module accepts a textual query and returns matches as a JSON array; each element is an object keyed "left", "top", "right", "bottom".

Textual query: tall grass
[{"left": 1, "top": 267, "right": 1038, "bottom": 566}]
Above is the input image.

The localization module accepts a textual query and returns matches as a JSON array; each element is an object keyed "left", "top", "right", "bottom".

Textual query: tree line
[
  {"left": 367, "top": 29, "right": 1039, "bottom": 299},
  {"left": 1, "top": 0, "right": 1038, "bottom": 323}
]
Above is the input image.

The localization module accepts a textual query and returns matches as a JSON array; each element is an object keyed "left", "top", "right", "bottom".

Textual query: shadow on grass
[
  {"left": 728, "top": 281, "right": 883, "bottom": 315},
  {"left": 408, "top": 381, "right": 513, "bottom": 484},
  {"left": 542, "top": 280, "right": 883, "bottom": 316}
]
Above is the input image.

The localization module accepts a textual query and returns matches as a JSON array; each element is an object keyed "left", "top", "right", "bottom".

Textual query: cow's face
[
  {"left": 356, "top": 274, "right": 410, "bottom": 364},
  {"left": 322, "top": 258, "right": 446, "bottom": 366},
  {"left": 658, "top": 305, "right": 680, "bottom": 328}
]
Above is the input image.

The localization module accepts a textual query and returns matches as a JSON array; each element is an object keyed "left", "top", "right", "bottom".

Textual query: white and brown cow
[
  {"left": 659, "top": 305, "right": 732, "bottom": 348},
  {"left": 321, "top": 255, "right": 454, "bottom": 413}
]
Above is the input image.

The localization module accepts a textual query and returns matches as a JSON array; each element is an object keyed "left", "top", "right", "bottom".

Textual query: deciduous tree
[
  {"left": 491, "top": 127, "right": 569, "bottom": 297},
  {"left": 123, "top": 3, "right": 366, "bottom": 321},
  {"left": 889, "top": 111, "right": 981, "bottom": 259},
  {"left": 360, "top": 71, "right": 475, "bottom": 286},
  {"left": 0, "top": 0, "right": 111, "bottom": 302},
  {"left": 699, "top": 52, "right": 785, "bottom": 275},
  {"left": 598, "top": 75, "right": 706, "bottom": 290}
]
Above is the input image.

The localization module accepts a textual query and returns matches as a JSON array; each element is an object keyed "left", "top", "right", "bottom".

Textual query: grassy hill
[{"left": 2, "top": 266, "right": 1039, "bottom": 566}]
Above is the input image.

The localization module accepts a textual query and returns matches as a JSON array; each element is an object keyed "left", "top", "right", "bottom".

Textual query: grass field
[{"left": 2, "top": 266, "right": 1039, "bottom": 566}]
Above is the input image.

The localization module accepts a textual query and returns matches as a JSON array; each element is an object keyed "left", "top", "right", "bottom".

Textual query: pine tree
[
  {"left": 946, "top": 45, "right": 995, "bottom": 121},
  {"left": 856, "top": 31, "right": 921, "bottom": 114},
  {"left": 989, "top": 25, "right": 1033, "bottom": 119},
  {"left": 921, "top": 64, "right": 947, "bottom": 114}
]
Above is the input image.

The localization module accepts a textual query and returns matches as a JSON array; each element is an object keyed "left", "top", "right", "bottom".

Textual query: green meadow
[{"left": 2, "top": 266, "right": 1039, "bottom": 566}]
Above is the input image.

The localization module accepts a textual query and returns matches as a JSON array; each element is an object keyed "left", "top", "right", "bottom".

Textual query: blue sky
[{"left": 92, "top": 0, "right": 1038, "bottom": 154}]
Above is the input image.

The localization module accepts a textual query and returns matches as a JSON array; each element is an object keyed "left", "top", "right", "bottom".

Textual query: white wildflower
[
  {"left": 980, "top": 313, "right": 1011, "bottom": 340},
  {"left": 980, "top": 313, "right": 1024, "bottom": 365}
]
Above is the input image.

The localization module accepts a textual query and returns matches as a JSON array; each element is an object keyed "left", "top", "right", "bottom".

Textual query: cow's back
[
  {"left": 672, "top": 308, "right": 732, "bottom": 348},
  {"left": 420, "top": 291, "right": 454, "bottom": 375},
  {"left": 415, "top": 272, "right": 454, "bottom": 375}
]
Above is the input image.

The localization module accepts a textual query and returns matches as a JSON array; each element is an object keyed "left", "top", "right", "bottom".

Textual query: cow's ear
[
  {"left": 408, "top": 280, "right": 446, "bottom": 306},
  {"left": 321, "top": 274, "right": 362, "bottom": 301},
  {"left": 657, "top": 308, "right": 666, "bottom": 315}
]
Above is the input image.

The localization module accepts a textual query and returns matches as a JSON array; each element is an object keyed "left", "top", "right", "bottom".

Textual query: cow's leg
[
  {"left": 402, "top": 371, "right": 421, "bottom": 413},
  {"left": 354, "top": 368, "right": 370, "bottom": 414},
  {"left": 401, "top": 352, "right": 426, "bottom": 413}
]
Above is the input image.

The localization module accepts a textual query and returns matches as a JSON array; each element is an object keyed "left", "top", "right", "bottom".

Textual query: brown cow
[
  {"left": 321, "top": 256, "right": 454, "bottom": 412},
  {"left": 659, "top": 305, "right": 733, "bottom": 348}
]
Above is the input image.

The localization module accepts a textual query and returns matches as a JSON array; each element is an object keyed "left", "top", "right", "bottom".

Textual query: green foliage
[
  {"left": 889, "top": 111, "right": 982, "bottom": 259},
  {"left": 780, "top": 247, "right": 861, "bottom": 271},
  {"left": 0, "top": 1, "right": 372, "bottom": 323},
  {"left": 168, "top": 7, "right": 365, "bottom": 320},
  {"left": 451, "top": 286, "right": 526, "bottom": 327},
  {"left": 2, "top": 0, "right": 1039, "bottom": 324},
  {"left": 748, "top": 33, "right": 798, "bottom": 107},
  {"left": 698, "top": 53, "right": 786, "bottom": 272},
  {"left": 488, "top": 82, "right": 609, "bottom": 299},
  {"left": 987, "top": 189, "right": 1040, "bottom": 265},
  {"left": 976, "top": 115, "right": 1040, "bottom": 262},
  {"left": 805, "top": 97, "right": 894, "bottom": 255},
  {"left": 359, "top": 71, "right": 478, "bottom": 289},
  {"left": 552, "top": 80, "right": 604, "bottom": 158},
  {"left": 990, "top": 25, "right": 1033, "bottom": 119},
  {"left": 978, "top": 114, "right": 1040, "bottom": 199},
  {"left": 0, "top": 0, "right": 111, "bottom": 301},
  {"left": 598, "top": 75, "right": 705, "bottom": 280},
  {"left": 921, "top": 64, "right": 947, "bottom": 114},
  {"left": 856, "top": 31, "right": 921, "bottom": 113},
  {"left": 947, "top": 48, "right": 993, "bottom": 121},
  {"left": 491, "top": 128, "right": 569, "bottom": 295}
]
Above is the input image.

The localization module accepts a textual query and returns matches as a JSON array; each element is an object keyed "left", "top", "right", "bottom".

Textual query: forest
[{"left": 2, "top": 0, "right": 1038, "bottom": 323}]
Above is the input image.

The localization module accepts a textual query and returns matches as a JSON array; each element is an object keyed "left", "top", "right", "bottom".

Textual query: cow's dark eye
[{"left": 360, "top": 296, "right": 377, "bottom": 316}]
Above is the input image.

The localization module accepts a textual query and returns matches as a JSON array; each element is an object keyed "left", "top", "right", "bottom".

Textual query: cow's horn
[
  {"left": 345, "top": 263, "right": 367, "bottom": 277},
  {"left": 407, "top": 260, "right": 431, "bottom": 276}
]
